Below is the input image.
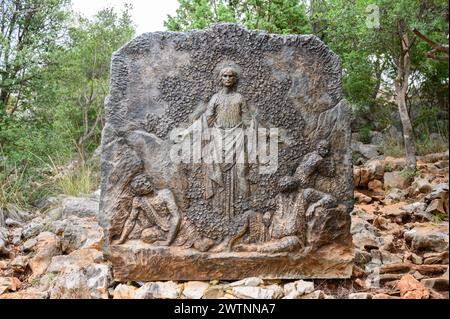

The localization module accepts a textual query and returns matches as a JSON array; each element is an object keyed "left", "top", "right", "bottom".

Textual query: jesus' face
[{"left": 220, "top": 68, "right": 237, "bottom": 88}]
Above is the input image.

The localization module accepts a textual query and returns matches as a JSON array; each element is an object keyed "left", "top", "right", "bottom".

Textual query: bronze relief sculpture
[
  {"left": 100, "top": 24, "right": 354, "bottom": 281},
  {"left": 116, "top": 173, "right": 180, "bottom": 246}
]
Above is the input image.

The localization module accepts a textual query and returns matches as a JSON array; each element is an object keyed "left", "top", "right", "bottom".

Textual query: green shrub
[
  {"left": 359, "top": 126, "right": 372, "bottom": 144},
  {"left": 384, "top": 163, "right": 393, "bottom": 172},
  {"left": 433, "top": 211, "right": 449, "bottom": 223},
  {"left": 400, "top": 167, "right": 419, "bottom": 180}
]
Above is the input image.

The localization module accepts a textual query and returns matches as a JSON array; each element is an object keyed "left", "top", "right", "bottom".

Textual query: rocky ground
[{"left": 0, "top": 149, "right": 448, "bottom": 299}]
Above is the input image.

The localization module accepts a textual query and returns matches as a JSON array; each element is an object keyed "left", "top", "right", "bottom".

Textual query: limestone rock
[
  {"left": 46, "top": 207, "right": 63, "bottom": 222},
  {"left": 443, "top": 266, "right": 449, "bottom": 280},
  {"left": 0, "top": 277, "right": 21, "bottom": 295},
  {"left": 113, "top": 284, "right": 138, "bottom": 299},
  {"left": 283, "top": 282, "right": 296, "bottom": 296},
  {"left": 401, "top": 202, "right": 430, "bottom": 221},
  {"left": 227, "top": 277, "right": 263, "bottom": 287},
  {"left": 352, "top": 141, "right": 380, "bottom": 159},
  {"left": 425, "top": 199, "right": 448, "bottom": 217},
  {"left": 352, "top": 266, "right": 365, "bottom": 279},
  {"left": 421, "top": 278, "right": 449, "bottom": 292},
  {"left": 282, "top": 282, "right": 296, "bottom": 297},
  {"left": 22, "top": 237, "right": 38, "bottom": 252},
  {"left": 296, "top": 280, "right": 315, "bottom": 295},
  {"left": 370, "top": 131, "right": 383, "bottom": 146},
  {"left": 424, "top": 183, "right": 449, "bottom": 216},
  {"left": 265, "top": 284, "right": 284, "bottom": 298},
  {"left": 11, "top": 227, "right": 22, "bottom": 245},
  {"left": 1, "top": 204, "right": 33, "bottom": 225},
  {"left": 0, "top": 287, "right": 48, "bottom": 299},
  {"left": 354, "top": 191, "right": 372, "bottom": 204},
  {"left": 231, "top": 286, "right": 283, "bottom": 299},
  {"left": 182, "top": 281, "right": 210, "bottom": 299},
  {"left": 423, "top": 251, "right": 449, "bottom": 265},
  {"left": 48, "top": 248, "right": 104, "bottom": 273},
  {"left": 10, "top": 255, "right": 28, "bottom": 273},
  {"left": 5, "top": 218, "right": 23, "bottom": 227},
  {"left": 409, "top": 253, "right": 423, "bottom": 265},
  {"left": 81, "top": 263, "right": 112, "bottom": 299},
  {"left": 54, "top": 216, "right": 103, "bottom": 253},
  {"left": 135, "top": 281, "right": 181, "bottom": 299},
  {"left": 351, "top": 216, "right": 382, "bottom": 250},
  {"left": 348, "top": 292, "right": 372, "bottom": 299},
  {"left": 203, "top": 285, "right": 226, "bottom": 299},
  {"left": 34, "top": 196, "right": 63, "bottom": 211},
  {"left": 382, "top": 251, "right": 403, "bottom": 265},
  {"left": 412, "top": 176, "right": 432, "bottom": 194},
  {"left": 404, "top": 223, "right": 449, "bottom": 253},
  {"left": 420, "top": 151, "right": 449, "bottom": 163},
  {"left": 0, "top": 226, "right": 8, "bottom": 256},
  {"left": 62, "top": 196, "right": 99, "bottom": 218},
  {"left": 282, "top": 279, "right": 314, "bottom": 298},
  {"left": 353, "top": 167, "right": 371, "bottom": 187},
  {"left": 29, "top": 231, "right": 62, "bottom": 277},
  {"left": 397, "top": 274, "right": 429, "bottom": 299},
  {"left": 299, "top": 290, "right": 325, "bottom": 299},
  {"left": 351, "top": 207, "right": 376, "bottom": 222},
  {"left": 353, "top": 159, "right": 384, "bottom": 188},
  {"left": 36, "top": 272, "right": 59, "bottom": 291},
  {"left": 384, "top": 157, "right": 407, "bottom": 171},
  {"left": 365, "top": 159, "right": 385, "bottom": 180},
  {"left": 282, "top": 290, "right": 300, "bottom": 299},
  {"left": 373, "top": 215, "right": 393, "bottom": 231},
  {"left": 382, "top": 204, "right": 410, "bottom": 221},
  {"left": 49, "top": 266, "right": 92, "bottom": 299},
  {"left": 50, "top": 264, "right": 112, "bottom": 299},
  {"left": 412, "top": 270, "right": 425, "bottom": 280},
  {"left": 384, "top": 171, "right": 412, "bottom": 190},
  {"left": 368, "top": 179, "right": 384, "bottom": 194},
  {"left": 354, "top": 249, "right": 372, "bottom": 267},
  {"left": 370, "top": 249, "right": 382, "bottom": 266},
  {"left": 22, "top": 217, "right": 45, "bottom": 240},
  {"left": 384, "top": 188, "right": 408, "bottom": 203}
]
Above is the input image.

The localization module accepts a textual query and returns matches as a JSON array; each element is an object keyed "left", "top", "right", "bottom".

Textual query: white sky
[{"left": 71, "top": 0, "right": 180, "bottom": 35}]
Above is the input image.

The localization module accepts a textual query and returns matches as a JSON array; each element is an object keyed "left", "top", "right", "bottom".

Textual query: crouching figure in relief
[
  {"left": 116, "top": 173, "right": 181, "bottom": 246},
  {"left": 234, "top": 140, "right": 337, "bottom": 253}
]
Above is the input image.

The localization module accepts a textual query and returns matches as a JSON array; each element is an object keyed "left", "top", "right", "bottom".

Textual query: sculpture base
[{"left": 107, "top": 242, "right": 354, "bottom": 281}]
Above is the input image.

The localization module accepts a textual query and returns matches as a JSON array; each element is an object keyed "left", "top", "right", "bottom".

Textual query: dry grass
[
  {"left": 416, "top": 138, "right": 449, "bottom": 156},
  {"left": 47, "top": 157, "right": 99, "bottom": 196},
  {"left": 382, "top": 135, "right": 449, "bottom": 158},
  {"left": 0, "top": 156, "right": 27, "bottom": 210},
  {"left": 382, "top": 137, "right": 405, "bottom": 157}
]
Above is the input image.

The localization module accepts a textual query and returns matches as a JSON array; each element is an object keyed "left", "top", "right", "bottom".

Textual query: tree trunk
[
  {"left": 0, "top": 89, "right": 9, "bottom": 111},
  {"left": 310, "top": 0, "right": 320, "bottom": 34},
  {"left": 395, "top": 21, "right": 416, "bottom": 170},
  {"left": 396, "top": 86, "right": 416, "bottom": 170}
]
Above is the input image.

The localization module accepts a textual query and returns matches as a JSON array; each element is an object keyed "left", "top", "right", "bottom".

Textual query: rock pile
[
  {"left": 0, "top": 151, "right": 448, "bottom": 299},
  {"left": 351, "top": 151, "right": 449, "bottom": 299}
]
